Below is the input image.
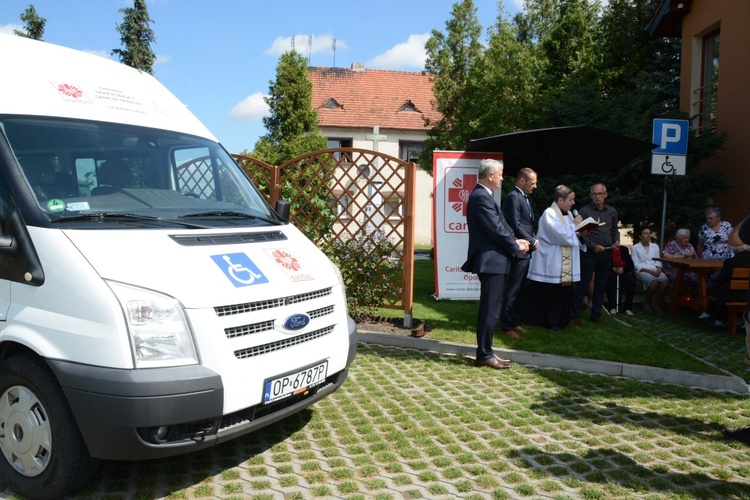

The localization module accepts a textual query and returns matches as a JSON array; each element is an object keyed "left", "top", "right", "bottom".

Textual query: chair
[
  {"left": 91, "top": 159, "right": 134, "bottom": 195},
  {"left": 724, "top": 267, "right": 750, "bottom": 335}
]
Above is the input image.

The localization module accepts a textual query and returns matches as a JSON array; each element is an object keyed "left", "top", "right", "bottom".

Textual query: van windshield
[{"left": 0, "top": 116, "right": 277, "bottom": 227}]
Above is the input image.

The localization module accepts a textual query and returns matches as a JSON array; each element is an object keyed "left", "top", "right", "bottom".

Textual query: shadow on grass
[
  {"left": 511, "top": 446, "right": 749, "bottom": 498},
  {"left": 75, "top": 409, "right": 314, "bottom": 499}
]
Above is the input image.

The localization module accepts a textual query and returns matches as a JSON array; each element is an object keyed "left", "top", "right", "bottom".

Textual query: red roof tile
[{"left": 308, "top": 67, "right": 440, "bottom": 132}]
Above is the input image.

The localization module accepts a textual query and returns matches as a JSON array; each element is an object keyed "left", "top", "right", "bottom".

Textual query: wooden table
[{"left": 656, "top": 256, "right": 724, "bottom": 314}]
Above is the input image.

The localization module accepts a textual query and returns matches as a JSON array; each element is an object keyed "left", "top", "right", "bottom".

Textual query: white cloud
[
  {"left": 366, "top": 33, "right": 430, "bottom": 71},
  {"left": 230, "top": 92, "right": 269, "bottom": 120},
  {"left": 154, "top": 53, "right": 171, "bottom": 65},
  {"left": 0, "top": 23, "right": 22, "bottom": 35},
  {"left": 265, "top": 33, "right": 347, "bottom": 57}
]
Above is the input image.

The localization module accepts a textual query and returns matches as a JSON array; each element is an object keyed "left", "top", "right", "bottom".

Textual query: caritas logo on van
[
  {"left": 265, "top": 249, "right": 314, "bottom": 282},
  {"left": 52, "top": 82, "right": 92, "bottom": 104}
]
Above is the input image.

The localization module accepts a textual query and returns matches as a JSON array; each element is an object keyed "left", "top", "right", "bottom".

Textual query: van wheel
[{"left": 0, "top": 354, "right": 99, "bottom": 500}]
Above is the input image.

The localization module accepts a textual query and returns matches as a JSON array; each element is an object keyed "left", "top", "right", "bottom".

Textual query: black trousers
[
  {"left": 501, "top": 257, "right": 530, "bottom": 331},
  {"left": 476, "top": 272, "right": 506, "bottom": 361},
  {"left": 571, "top": 249, "right": 612, "bottom": 320}
]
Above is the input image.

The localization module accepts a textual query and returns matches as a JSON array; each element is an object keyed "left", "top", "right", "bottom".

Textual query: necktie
[{"left": 525, "top": 195, "right": 534, "bottom": 221}]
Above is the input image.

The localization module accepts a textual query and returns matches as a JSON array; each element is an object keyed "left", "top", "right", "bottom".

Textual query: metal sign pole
[{"left": 660, "top": 176, "right": 668, "bottom": 249}]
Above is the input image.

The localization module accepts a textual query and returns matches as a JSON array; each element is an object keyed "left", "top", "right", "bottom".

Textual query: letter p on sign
[{"left": 652, "top": 119, "right": 689, "bottom": 155}]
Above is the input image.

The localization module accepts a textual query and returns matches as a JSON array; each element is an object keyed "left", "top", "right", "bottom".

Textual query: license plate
[{"left": 263, "top": 360, "right": 328, "bottom": 404}]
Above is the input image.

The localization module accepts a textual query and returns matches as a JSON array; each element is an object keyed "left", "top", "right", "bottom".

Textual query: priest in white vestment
[{"left": 521, "top": 185, "right": 587, "bottom": 330}]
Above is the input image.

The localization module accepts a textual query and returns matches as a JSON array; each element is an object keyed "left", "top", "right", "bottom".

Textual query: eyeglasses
[{"left": 590, "top": 192, "right": 606, "bottom": 197}]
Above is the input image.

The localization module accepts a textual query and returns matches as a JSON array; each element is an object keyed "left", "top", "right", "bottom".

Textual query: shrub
[{"left": 329, "top": 230, "right": 402, "bottom": 322}]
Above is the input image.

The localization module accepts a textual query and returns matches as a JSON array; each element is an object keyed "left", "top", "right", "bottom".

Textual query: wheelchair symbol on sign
[
  {"left": 211, "top": 253, "right": 269, "bottom": 287},
  {"left": 661, "top": 156, "right": 675, "bottom": 174}
]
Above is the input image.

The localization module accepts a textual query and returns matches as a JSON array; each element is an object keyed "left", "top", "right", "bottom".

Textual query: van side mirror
[
  {"left": 0, "top": 209, "right": 44, "bottom": 285},
  {"left": 274, "top": 200, "right": 291, "bottom": 221}
]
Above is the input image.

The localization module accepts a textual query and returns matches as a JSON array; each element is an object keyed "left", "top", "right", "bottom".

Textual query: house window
[
  {"left": 327, "top": 138, "right": 353, "bottom": 162},
  {"left": 337, "top": 193, "right": 352, "bottom": 219},
  {"left": 697, "top": 29, "right": 719, "bottom": 134},
  {"left": 384, "top": 195, "right": 403, "bottom": 219},
  {"left": 399, "top": 100, "right": 420, "bottom": 112},
  {"left": 323, "top": 97, "right": 343, "bottom": 109},
  {"left": 399, "top": 141, "right": 423, "bottom": 163}
]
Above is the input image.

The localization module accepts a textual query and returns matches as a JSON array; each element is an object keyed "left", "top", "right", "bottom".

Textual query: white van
[{"left": 0, "top": 34, "right": 357, "bottom": 499}]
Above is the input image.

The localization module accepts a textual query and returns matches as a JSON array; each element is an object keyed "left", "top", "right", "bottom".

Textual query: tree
[
  {"left": 14, "top": 4, "right": 45, "bottom": 40},
  {"left": 112, "top": 0, "right": 156, "bottom": 74},
  {"left": 252, "top": 51, "right": 331, "bottom": 242},
  {"left": 252, "top": 51, "right": 327, "bottom": 164},
  {"left": 419, "top": 0, "right": 484, "bottom": 169}
]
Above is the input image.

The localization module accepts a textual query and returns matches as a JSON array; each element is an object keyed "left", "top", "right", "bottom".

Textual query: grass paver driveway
[{"left": 35, "top": 343, "right": 750, "bottom": 500}]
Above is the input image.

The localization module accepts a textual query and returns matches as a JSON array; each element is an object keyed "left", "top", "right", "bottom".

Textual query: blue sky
[{"left": 0, "top": 0, "right": 523, "bottom": 154}]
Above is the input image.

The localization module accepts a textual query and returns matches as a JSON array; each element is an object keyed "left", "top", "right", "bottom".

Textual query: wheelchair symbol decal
[
  {"left": 661, "top": 155, "right": 675, "bottom": 174},
  {"left": 211, "top": 253, "right": 269, "bottom": 287}
]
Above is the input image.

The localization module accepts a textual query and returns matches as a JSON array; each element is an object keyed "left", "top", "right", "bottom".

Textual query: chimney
[{"left": 351, "top": 62, "right": 365, "bottom": 72}]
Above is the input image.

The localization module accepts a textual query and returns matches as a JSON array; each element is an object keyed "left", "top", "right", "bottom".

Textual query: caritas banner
[{"left": 432, "top": 151, "right": 503, "bottom": 299}]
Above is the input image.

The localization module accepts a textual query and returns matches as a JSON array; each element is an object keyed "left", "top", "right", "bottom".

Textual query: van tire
[{"left": 0, "top": 354, "right": 99, "bottom": 500}]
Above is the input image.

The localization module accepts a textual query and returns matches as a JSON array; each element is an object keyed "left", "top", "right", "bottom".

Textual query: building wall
[
  {"left": 321, "top": 126, "right": 434, "bottom": 246},
  {"left": 679, "top": 0, "right": 750, "bottom": 225}
]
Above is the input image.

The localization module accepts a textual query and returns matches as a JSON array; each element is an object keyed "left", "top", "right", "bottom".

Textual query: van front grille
[
  {"left": 234, "top": 326, "right": 334, "bottom": 359},
  {"left": 215, "top": 288, "right": 333, "bottom": 317},
  {"left": 224, "top": 306, "right": 335, "bottom": 339},
  {"left": 225, "top": 320, "right": 275, "bottom": 339}
]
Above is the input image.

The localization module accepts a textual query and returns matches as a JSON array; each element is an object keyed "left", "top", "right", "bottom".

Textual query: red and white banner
[{"left": 432, "top": 151, "right": 503, "bottom": 299}]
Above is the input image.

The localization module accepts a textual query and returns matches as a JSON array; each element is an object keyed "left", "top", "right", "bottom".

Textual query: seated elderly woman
[
  {"left": 662, "top": 228, "right": 698, "bottom": 295},
  {"left": 698, "top": 205, "right": 734, "bottom": 289},
  {"left": 632, "top": 227, "right": 669, "bottom": 313}
]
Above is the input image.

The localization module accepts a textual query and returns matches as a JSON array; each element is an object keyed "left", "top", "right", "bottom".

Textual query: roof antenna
[
  {"left": 307, "top": 34, "right": 312, "bottom": 65},
  {"left": 332, "top": 38, "right": 336, "bottom": 68}
]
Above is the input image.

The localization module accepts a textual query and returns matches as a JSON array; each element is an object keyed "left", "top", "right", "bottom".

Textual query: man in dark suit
[
  {"left": 501, "top": 168, "right": 539, "bottom": 339},
  {"left": 461, "top": 159, "right": 530, "bottom": 370}
]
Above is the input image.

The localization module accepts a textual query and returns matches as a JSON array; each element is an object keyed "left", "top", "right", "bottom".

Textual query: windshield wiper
[
  {"left": 178, "top": 210, "right": 282, "bottom": 225},
  {"left": 52, "top": 212, "right": 211, "bottom": 229},
  {"left": 53, "top": 212, "right": 161, "bottom": 223}
]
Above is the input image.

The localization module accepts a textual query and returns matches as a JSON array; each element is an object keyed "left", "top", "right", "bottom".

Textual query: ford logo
[{"left": 283, "top": 313, "right": 310, "bottom": 331}]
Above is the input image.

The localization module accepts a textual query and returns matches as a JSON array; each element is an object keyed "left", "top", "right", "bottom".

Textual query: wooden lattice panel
[{"left": 232, "top": 149, "right": 415, "bottom": 320}]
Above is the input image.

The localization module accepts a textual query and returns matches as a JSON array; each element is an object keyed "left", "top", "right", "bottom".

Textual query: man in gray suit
[
  {"left": 501, "top": 168, "right": 539, "bottom": 339},
  {"left": 461, "top": 159, "right": 529, "bottom": 370}
]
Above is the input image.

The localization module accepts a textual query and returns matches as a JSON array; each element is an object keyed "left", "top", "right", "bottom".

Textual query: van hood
[{"left": 62, "top": 227, "right": 337, "bottom": 309}]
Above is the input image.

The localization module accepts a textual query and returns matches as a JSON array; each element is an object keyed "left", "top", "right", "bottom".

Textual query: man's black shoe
[{"left": 722, "top": 426, "right": 750, "bottom": 445}]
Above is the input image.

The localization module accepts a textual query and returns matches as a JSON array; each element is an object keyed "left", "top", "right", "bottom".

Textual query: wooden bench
[{"left": 708, "top": 267, "right": 750, "bottom": 335}]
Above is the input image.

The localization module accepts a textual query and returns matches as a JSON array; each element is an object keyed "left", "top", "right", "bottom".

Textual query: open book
[{"left": 576, "top": 217, "right": 605, "bottom": 233}]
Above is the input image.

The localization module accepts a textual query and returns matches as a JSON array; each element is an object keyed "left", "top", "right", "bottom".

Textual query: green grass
[{"left": 375, "top": 260, "right": 723, "bottom": 375}]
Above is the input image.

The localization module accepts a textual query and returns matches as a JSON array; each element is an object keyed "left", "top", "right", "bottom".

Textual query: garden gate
[{"left": 232, "top": 148, "right": 416, "bottom": 327}]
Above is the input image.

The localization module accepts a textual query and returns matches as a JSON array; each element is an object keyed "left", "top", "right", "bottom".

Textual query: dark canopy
[{"left": 465, "top": 126, "right": 656, "bottom": 177}]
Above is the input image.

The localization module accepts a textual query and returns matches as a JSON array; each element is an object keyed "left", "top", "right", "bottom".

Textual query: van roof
[{"left": 0, "top": 34, "right": 215, "bottom": 141}]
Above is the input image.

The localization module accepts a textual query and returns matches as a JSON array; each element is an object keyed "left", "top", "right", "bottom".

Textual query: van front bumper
[{"left": 47, "top": 319, "right": 357, "bottom": 461}]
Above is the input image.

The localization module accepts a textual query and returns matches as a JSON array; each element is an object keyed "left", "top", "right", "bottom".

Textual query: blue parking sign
[{"left": 652, "top": 119, "right": 689, "bottom": 155}]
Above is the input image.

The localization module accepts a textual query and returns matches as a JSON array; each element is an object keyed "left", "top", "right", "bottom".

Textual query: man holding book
[
  {"left": 522, "top": 185, "right": 587, "bottom": 330},
  {"left": 569, "top": 182, "right": 620, "bottom": 326}
]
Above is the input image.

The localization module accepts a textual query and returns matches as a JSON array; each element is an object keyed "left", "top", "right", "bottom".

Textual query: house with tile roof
[{"left": 308, "top": 64, "right": 440, "bottom": 245}]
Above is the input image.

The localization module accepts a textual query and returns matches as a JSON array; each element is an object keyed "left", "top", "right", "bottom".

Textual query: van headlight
[{"left": 107, "top": 281, "right": 198, "bottom": 368}]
